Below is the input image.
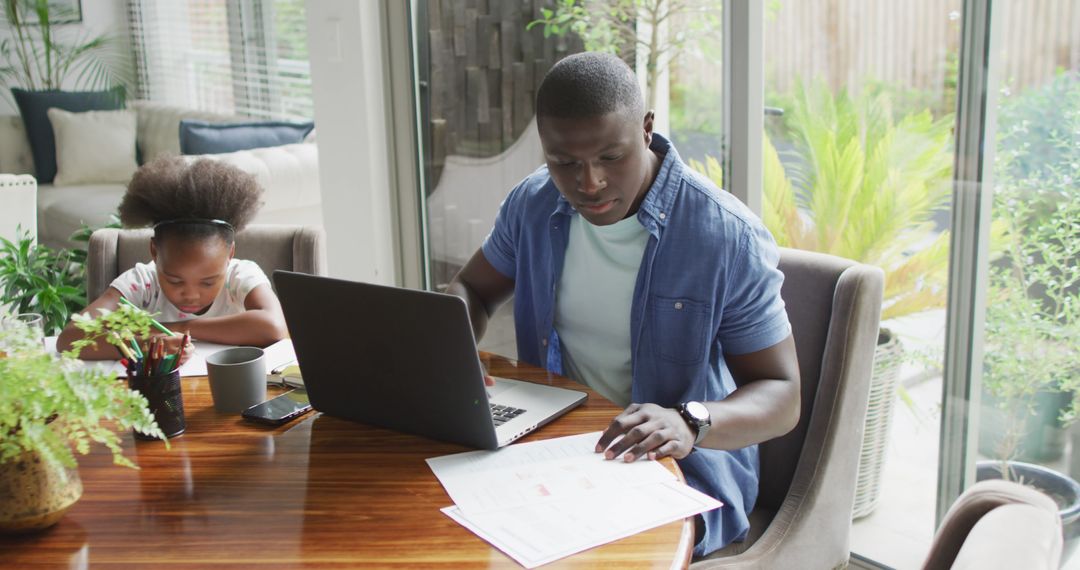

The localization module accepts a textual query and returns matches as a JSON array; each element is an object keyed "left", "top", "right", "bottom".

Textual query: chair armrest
[
  {"left": 921, "top": 479, "right": 1062, "bottom": 569},
  {"left": 0, "top": 174, "right": 38, "bottom": 243},
  {"left": 948, "top": 504, "right": 1061, "bottom": 570},
  {"left": 87, "top": 228, "right": 123, "bottom": 302}
]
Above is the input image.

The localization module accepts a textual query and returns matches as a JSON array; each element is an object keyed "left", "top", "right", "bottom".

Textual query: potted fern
[
  {"left": 690, "top": 81, "right": 955, "bottom": 518},
  {"left": 0, "top": 304, "right": 165, "bottom": 534}
]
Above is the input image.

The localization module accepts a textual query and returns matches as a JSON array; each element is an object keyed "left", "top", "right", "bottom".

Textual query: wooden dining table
[{"left": 1, "top": 352, "right": 694, "bottom": 568}]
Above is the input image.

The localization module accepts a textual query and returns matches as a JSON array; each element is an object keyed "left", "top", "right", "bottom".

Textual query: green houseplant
[
  {"left": 0, "top": 228, "right": 84, "bottom": 336},
  {"left": 0, "top": 305, "right": 166, "bottom": 533},
  {"left": 691, "top": 81, "right": 955, "bottom": 518},
  {"left": 0, "top": 0, "right": 133, "bottom": 106},
  {"left": 0, "top": 217, "right": 121, "bottom": 336}
]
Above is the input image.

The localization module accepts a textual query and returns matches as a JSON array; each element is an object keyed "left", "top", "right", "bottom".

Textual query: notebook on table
[{"left": 272, "top": 270, "right": 587, "bottom": 449}]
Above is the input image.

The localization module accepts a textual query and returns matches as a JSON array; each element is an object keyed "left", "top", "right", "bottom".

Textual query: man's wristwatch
[{"left": 678, "top": 401, "right": 711, "bottom": 445}]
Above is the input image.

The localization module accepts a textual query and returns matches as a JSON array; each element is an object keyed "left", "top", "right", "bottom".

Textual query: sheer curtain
[{"left": 127, "top": 0, "right": 312, "bottom": 121}]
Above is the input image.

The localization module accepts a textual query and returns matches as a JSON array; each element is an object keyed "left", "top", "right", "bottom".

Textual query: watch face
[{"left": 685, "top": 401, "right": 709, "bottom": 422}]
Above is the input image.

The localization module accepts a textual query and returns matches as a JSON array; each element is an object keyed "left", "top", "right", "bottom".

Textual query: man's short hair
[{"left": 536, "top": 52, "right": 644, "bottom": 121}]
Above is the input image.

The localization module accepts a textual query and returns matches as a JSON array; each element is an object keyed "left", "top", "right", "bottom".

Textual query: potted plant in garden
[
  {"left": 0, "top": 305, "right": 166, "bottom": 533},
  {"left": 976, "top": 191, "right": 1080, "bottom": 558},
  {"left": 975, "top": 70, "right": 1080, "bottom": 559},
  {"left": 690, "top": 81, "right": 955, "bottom": 518}
]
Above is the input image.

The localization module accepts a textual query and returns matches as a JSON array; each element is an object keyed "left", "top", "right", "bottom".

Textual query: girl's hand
[{"left": 151, "top": 334, "right": 195, "bottom": 365}]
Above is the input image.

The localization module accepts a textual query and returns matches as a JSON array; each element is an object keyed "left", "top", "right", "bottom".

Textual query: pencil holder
[{"left": 129, "top": 369, "right": 186, "bottom": 440}]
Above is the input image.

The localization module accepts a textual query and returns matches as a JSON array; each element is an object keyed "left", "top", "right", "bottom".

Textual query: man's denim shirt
[{"left": 481, "top": 134, "right": 791, "bottom": 556}]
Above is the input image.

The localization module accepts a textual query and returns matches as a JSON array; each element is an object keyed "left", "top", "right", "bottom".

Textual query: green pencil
[{"left": 119, "top": 296, "right": 178, "bottom": 337}]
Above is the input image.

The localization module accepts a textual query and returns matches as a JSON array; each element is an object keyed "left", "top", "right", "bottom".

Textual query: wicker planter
[
  {"left": 851, "top": 328, "right": 903, "bottom": 519},
  {"left": 0, "top": 450, "right": 82, "bottom": 533}
]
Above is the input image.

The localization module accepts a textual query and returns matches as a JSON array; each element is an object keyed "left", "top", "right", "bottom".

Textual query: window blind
[{"left": 128, "top": 0, "right": 312, "bottom": 121}]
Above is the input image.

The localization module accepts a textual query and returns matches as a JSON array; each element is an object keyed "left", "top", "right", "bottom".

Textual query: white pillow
[{"left": 47, "top": 108, "right": 138, "bottom": 186}]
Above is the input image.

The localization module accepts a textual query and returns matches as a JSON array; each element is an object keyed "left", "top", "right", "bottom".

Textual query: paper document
[
  {"left": 46, "top": 336, "right": 297, "bottom": 379},
  {"left": 427, "top": 432, "right": 722, "bottom": 568}
]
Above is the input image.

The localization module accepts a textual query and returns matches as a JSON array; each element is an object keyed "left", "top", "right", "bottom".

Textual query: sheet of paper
[
  {"left": 427, "top": 432, "right": 674, "bottom": 513},
  {"left": 428, "top": 432, "right": 722, "bottom": 568},
  {"left": 46, "top": 336, "right": 296, "bottom": 378}
]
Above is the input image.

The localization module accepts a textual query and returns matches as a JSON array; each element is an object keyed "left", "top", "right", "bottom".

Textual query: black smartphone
[{"left": 242, "top": 390, "right": 313, "bottom": 426}]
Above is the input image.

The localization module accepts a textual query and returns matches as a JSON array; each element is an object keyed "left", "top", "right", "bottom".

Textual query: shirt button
[
  {"left": 542, "top": 338, "right": 548, "bottom": 347},
  {"left": 659, "top": 212, "right": 667, "bottom": 220},
  {"left": 674, "top": 302, "right": 683, "bottom": 310}
]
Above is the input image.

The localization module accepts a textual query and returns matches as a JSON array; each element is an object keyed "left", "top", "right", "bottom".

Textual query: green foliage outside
[
  {"left": 692, "top": 81, "right": 956, "bottom": 321},
  {"left": 528, "top": 0, "right": 722, "bottom": 112},
  {"left": 982, "top": 71, "right": 1080, "bottom": 461},
  {"left": 0, "top": 0, "right": 134, "bottom": 106},
  {"left": 670, "top": 71, "right": 724, "bottom": 137},
  {"left": 0, "top": 306, "right": 166, "bottom": 473}
]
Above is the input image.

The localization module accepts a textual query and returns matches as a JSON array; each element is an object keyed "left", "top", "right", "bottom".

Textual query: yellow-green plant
[{"left": 692, "top": 82, "right": 955, "bottom": 320}]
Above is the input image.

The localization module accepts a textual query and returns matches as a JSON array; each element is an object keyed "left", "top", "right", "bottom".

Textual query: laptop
[{"left": 273, "top": 270, "right": 587, "bottom": 449}]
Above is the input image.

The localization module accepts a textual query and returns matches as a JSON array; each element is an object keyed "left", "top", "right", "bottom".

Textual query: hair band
[{"left": 152, "top": 218, "right": 235, "bottom": 232}]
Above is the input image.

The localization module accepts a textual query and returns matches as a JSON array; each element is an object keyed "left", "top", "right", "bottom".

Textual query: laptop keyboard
[{"left": 490, "top": 403, "right": 526, "bottom": 427}]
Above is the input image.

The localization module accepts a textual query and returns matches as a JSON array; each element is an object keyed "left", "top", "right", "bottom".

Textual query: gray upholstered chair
[
  {"left": 921, "top": 479, "right": 1062, "bottom": 570},
  {"left": 86, "top": 225, "right": 327, "bottom": 301},
  {"left": 693, "top": 247, "right": 884, "bottom": 569}
]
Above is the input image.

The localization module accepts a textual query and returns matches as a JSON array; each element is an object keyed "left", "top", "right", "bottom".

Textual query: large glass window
[
  {"left": 763, "top": 2, "right": 961, "bottom": 567},
  {"left": 403, "top": 2, "right": 1076, "bottom": 567},
  {"left": 412, "top": 1, "right": 724, "bottom": 357},
  {"left": 128, "top": 0, "right": 311, "bottom": 120},
  {"left": 412, "top": 0, "right": 585, "bottom": 357},
  {"left": 976, "top": 4, "right": 1080, "bottom": 566}
]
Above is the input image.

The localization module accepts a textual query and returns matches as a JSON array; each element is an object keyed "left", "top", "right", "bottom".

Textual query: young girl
[{"left": 58, "top": 157, "right": 288, "bottom": 360}]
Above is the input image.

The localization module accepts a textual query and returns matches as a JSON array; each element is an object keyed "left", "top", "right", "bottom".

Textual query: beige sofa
[{"left": 0, "top": 101, "right": 322, "bottom": 250}]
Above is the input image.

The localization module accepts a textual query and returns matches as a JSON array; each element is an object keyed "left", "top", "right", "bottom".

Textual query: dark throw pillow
[
  {"left": 178, "top": 120, "right": 315, "bottom": 155},
  {"left": 11, "top": 87, "right": 126, "bottom": 184}
]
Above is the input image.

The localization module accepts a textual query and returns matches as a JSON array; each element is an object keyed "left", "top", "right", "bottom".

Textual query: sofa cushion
[
  {"left": 36, "top": 183, "right": 126, "bottom": 249},
  {"left": 11, "top": 87, "right": 125, "bottom": 184},
  {"left": 179, "top": 120, "right": 315, "bottom": 155},
  {"left": 48, "top": 108, "right": 138, "bottom": 186},
  {"left": 132, "top": 101, "right": 241, "bottom": 163}
]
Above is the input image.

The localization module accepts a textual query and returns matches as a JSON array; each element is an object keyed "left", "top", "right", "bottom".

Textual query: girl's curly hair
[{"left": 119, "top": 157, "right": 264, "bottom": 244}]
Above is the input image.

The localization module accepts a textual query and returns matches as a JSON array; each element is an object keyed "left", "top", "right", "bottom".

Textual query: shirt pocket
[{"left": 651, "top": 295, "right": 711, "bottom": 365}]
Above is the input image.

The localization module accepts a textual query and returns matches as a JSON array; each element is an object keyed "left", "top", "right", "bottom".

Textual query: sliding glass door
[
  {"left": 395, "top": 2, "right": 1078, "bottom": 567},
  {"left": 763, "top": 3, "right": 961, "bottom": 565}
]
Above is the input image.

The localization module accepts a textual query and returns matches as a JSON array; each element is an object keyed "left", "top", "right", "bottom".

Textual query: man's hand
[{"left": 595, "top": 403, "right": 697, "bottom": 462}]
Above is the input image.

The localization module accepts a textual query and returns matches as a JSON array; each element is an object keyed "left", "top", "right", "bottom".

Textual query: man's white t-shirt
[
  {"left": 553, "top": 213, "right": 650, "bottom": 407},
  {"left": 110, "top": 259, "right": 270, "bottom": 322}
]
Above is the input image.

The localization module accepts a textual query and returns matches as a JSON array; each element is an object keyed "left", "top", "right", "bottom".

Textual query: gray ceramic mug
[{"left": 206, "top": 347, "right": 267, "bottom": 413}]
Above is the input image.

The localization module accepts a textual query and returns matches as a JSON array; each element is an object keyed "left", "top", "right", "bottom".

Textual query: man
[{"left": 447, "top": 52, "right": 800, "bottom": 557}]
